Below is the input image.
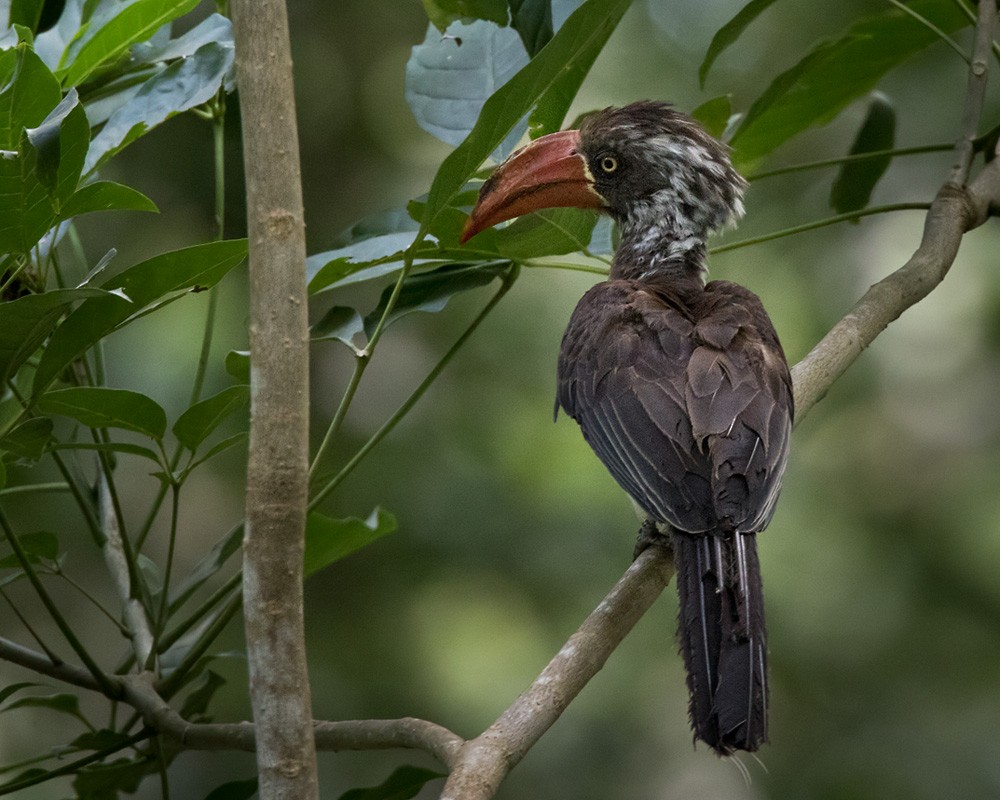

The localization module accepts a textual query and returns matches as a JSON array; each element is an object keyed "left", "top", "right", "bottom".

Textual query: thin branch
[
  {"left": 950, "top": 0, "right": 997, "bottom": 185},
  {"left": 746, "top": 143, "right": 953, "bottom": 181},
  {"left": 440, "top": 545, "right": 675, "bottom": 800},
  {"left": 310, "top": 266, "right": 519, "bottom": 511},
  {"left": 792, "top": 0, "right": 999, "bottom": 422},
  {"left": 710, "top": 203, "right": 931, "bottom": 255},
  {"left": 886, "top": 0, "right": 971, "bottom": 64},
  {"left": 0, "top": 508, "right": 119, "bottom": 697}
]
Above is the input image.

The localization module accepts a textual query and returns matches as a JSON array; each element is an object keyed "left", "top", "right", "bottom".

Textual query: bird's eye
[{"left": 599, "top": 156, "right": 618, "bottom": 174}]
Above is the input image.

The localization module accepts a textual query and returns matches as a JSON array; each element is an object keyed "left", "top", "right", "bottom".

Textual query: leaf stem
[
  {"left": 0, "top": 506, "right": 119, "bottom": 698},
  {"left": 309, "top": 354, "right": 367, "bottom": 479},
  {"left": 885, "top": 0, "right": 971, "bottom": 63},
  {"left": 747, "top": 143, "right": 954, "bottom": 180},
  {"left": 709, "top": 202, "right": 932, "bottom": 254},
  {"left": 0, "top": 585, "right": 62, "bottom": 663},
  {"left": 0, "top": 482, "right": 71, "bottom": 496},
  {"left": 310, "top": 264, "right": 519, "bottom": 511}
]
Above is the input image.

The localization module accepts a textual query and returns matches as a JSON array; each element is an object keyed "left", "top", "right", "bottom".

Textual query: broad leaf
[
  {"left": 336, "top": 766, "right": 446, "bottom": 800},
  {"left": 33, "top": 239, "right": 247, "bottom": 395},
  {"left": 0, "top": 531, "right": 59, "bottom": 567},
  {"left": 85, "top": 40, "right": 235, "bottom": 172},
  {"left": 8, "top": 0, "right": 46, "bottom": 30},
  {"left": 698, "top": 0, "right": 779, "bottom": 87},
  {"left": 0, "top": 287, "right": 110, "bottom": 384},
  {"left": 224, "top": 350, "right": 249, "bottom": 383},
  {"left": 0, "top": 417, "right": 53, "bottom": 461},
  {"left": 73, "top": 757, "right": 150, "bottom": 799},
  {"left": 729, "top": 0, "right": 968, "bottom": 168},
  {"left": 829, "top": 93, "right": 896, "bottom": 215},
  {"left": 494, "top": 207, "right": 597, "bottom": 259},
  {"left": 691, "top": 94, "right": 732, "bottom": 140},
  {"left": 3, "top": 692, "right": 89, "bottom": 728},
  {"left": 422, "top": 0, "right": 508, "bottom": 30},
  {"left": 59, "top": 0, "right": 201, "bottom": 87},
  {"left": 311, "top": 306, "right": 366, "bottom": 352},
  {"left": 180, "top": 669, "right": 224, "bottom": 720},
  {"left": 406, "top": 20, "right": 529, "bottom": 158},
  {"left": 363, "top": 261, "right": 509, "bottom": 337},
  {"left": 38, "top": 386, "right": 168, "bottom": 439},
  {"left": 172, "top": 385, "right": 249, "bottom": 451},
  {"left": 25, "top": 88, "right": 89, "bottom": 208},
  {"left": 305, "top": 508, "right": 398, "bottom": 577},
  {"left": 169, "top": 523, "right": 242, "bottom": 609},
  {"left": 58, "top": 180, "right": 158, "bottom": 221},
  {"left": 509, "top": 0, "right": 554, "bottom": 56},
  {"left": 132, "top": 12, "right": 232, "bottom": 64},
  {"left": 70, "top": 729, "right": 133, "bottom": 750},
  {"left": 421, "top": 0, "right": 633, "bottom": 234},
  {"left": 0, "top": 682, "right": 45, "bottom": 706}
]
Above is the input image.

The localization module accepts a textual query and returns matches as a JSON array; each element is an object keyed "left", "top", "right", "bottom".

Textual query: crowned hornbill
[{"left": 461, "top": 102, "right": 793, "bottom": 754}]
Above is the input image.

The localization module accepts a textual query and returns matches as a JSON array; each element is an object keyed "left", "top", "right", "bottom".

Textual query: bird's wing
[{"left": 556, "top": 279, "right": 792, "bottom": 534}]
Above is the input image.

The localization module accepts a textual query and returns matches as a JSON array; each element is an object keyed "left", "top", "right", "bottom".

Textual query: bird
[{"left": 460, "top": 101, "right": 793, "bottom": 754}]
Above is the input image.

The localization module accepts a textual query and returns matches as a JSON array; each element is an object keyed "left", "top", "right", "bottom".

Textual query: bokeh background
[{"left": 3, "top": 1, "right": 1000, "bottom": 797}]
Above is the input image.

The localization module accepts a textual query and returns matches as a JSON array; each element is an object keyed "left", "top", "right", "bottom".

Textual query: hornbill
[{"left": 461, "top": 101, "right": 793, "bottom": 754}]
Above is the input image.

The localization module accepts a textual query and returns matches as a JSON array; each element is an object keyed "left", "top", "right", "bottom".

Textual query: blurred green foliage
[{"left": 1, "top": 0, "right": 999, "bottom": 798}]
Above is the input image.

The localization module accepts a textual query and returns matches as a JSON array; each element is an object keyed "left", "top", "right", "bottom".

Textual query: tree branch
[
  {"left": 231, "top": 1, "right": 318, "bottom": 798},
  {"left": 440, "top": 545, "right": 675, "bottom": 800},
  {"left": 792, "top": 0, "right": 998, "bottom": 422}
]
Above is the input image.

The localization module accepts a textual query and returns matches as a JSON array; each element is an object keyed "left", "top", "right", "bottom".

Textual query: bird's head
[{"left": 461, "top": 101, "right": 746, "bottom": 259}]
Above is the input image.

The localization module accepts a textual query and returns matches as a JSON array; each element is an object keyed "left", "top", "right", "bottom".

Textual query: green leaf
[
  {"left": 38, "top": 386, "right": 168, "bottom": 439},
  {"left": 421, "top": 0, "right": 632, "bottom": 233},
  {"left": 829, "top": 93, "right": 896, "bottom": 216},
  {"left": 364, "top": 261, "right": 509, "bottom": 337},
  {"left": 70, "top": 729, "right": 132, "bottom": 750},
  {"left": 311, "top": 306, "right": 366, "bottom": 352},
  {"left": 224, "top": 350, "right": 249, "bottom": 384},
  {"left": 85, "top": 40, "right": 235, "bottom": 173},
  {"left": 180, "top": 669, "right": 224, "bottom": 720},
  {"left": 698, "top": 0, "right": 778, "bottom": 87},
  {"left": 51, "top": 440, "right": 163, "bottom": 464},
  {"left": 406, "top": 20, "right": 528, "bottom": 157},
  {"left": 0, "top": 417, "right": 53, "bottom": 462},
  {"left": 132, "top": 12, "right": 232, "bottom": 64},
  {"left": 73, "top": 757, "right": 150, "bottom": 799},
  {"left": 305, "top": 508, "right": 398, "bottom": 577},
  {"left": 336, "top": 766, "right": 445, "bottom": 800},
  {"left": 172, "top": 385, "right": 249, "bottom": 451},
  {"left": 59, "top": 0, "right": 201, "bottom": 87},
  {"left": 729, "top": 0, "right": 968, "bottom": 169},
  {"left": 0, "top": 46, "right": 62, "bottom": 148},
  {"left": 202, "top": 778, "right": 258, "bottom": 800},
  {"left": 183, "top": 432, "right": 246, "bottom": 475},
  {"left": 3, "top": 692, "right": 88, "bottom": 727},
  {"left": 0, "top": 530, "right": 59, "bottom": 567},
  {"left": 0, "top": 287, "right": 110, "bottom": 384},
  {"left": 8, "top": 0, "right": 46, "bottom": 31},
  {"left": 494, "top": 207, "right": 597, "bottom": 259},
  {"left": 25, "top": 88, "right": 90, "bottom": 207},
  {"left": 690, "top": 94, "right": 732, "bottom": 140},
  {"left": 0, "top": 682, "right": 45, "bottom": 705},
  {"left": 509, "top": 0, "right": 554, "bottom": 56},
  {"left": 58, "top": 180, "right": 158, "bottom": 221},
  {"left": 423, "top": 0, "right": 508, "bottom": 30},
  {"left": 169, "top": 524, "right": 242, "bottom": 608},
  {"left": 33, "top": 239, "right": 247, "bottom": 395}
]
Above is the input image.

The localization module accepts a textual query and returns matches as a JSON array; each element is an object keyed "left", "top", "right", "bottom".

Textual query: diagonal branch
[{"left": 792, "top": 0, "right": 998, "bottom": 422}]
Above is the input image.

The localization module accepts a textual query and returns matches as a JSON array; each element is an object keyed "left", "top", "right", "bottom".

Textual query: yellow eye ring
[{"left": 599, "top": 156, "right": 618, "bottom": 173}]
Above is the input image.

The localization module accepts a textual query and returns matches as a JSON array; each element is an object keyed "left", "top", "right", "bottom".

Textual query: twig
[
  {"left": 792, "top": 0, "right": 999, "bottom": 423},
  {"left": 951, "top": 0, "right": 997, "bottom": 185},
  {"left": 440, "top": 545, "right": 675, "bottom": 800}
]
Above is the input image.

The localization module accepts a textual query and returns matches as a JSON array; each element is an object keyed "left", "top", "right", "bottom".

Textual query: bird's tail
[{"left": 673, "top": 529, "right": 768, "bottom": 753}]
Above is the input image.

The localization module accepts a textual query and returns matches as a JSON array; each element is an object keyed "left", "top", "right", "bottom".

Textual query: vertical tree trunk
[{"left": 230, "top": 3, "right": 318, "bottom": 798}]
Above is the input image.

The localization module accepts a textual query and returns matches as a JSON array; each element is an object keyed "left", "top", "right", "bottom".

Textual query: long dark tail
[{"left": 673, "top": 529, "right": 768, "bottom": 754}]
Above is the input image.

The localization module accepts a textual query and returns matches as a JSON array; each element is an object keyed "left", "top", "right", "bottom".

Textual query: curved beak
[{"left": 460, "top": 129, "right": 605, "bottom": 244}]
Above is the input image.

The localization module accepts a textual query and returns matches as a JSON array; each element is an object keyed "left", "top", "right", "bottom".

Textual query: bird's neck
[{"left": 610, "top": 215, "right": 708, "bottom": 290}]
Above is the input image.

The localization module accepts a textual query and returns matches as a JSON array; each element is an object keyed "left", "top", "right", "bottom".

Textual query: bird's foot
[{"left": 633, "top": 519, "right": 672, "bottom": 560}]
